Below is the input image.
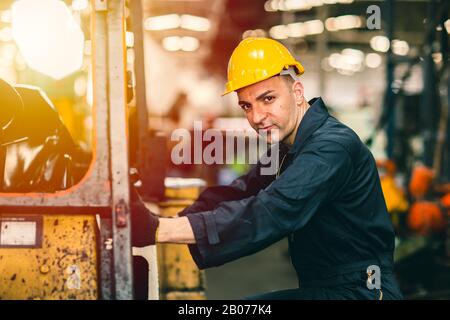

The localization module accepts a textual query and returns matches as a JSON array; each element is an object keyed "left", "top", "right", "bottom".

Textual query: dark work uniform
[{"left": 179, "top": 97, "right": 403, "bottom": 300}]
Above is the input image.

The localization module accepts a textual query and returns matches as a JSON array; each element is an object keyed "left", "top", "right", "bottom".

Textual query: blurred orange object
[
  {"left": 376, "top": 159, "right": 396, "bottom": 177},
  {"left": 441, "top": 193, "right": 450, "bottom": 208},
  {"left": 407, "top": 201, "right": 447, "bottom": 235},
  {"left": 435, "top": 183, "right": 450, "bottom": 194},
  {"left": 409, "top": 166, "right": 434, "bottom": 199}
]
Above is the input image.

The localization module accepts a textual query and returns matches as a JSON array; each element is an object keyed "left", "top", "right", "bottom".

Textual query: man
[{"left": 136, "top": 38, "right": 403, "bottom": 300}]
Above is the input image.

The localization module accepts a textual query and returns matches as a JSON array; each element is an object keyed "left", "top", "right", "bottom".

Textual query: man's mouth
[{"left": 259, "top": 125, "right": 275, "bottom": 131}]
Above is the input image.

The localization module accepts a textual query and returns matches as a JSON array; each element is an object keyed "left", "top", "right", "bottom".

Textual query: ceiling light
[
  {"left": 242, "top": 29, "right": 267, "bottom": 39},
  {"left": 0, "top": 10, "right": 12, "bottom": 23},
  {"left": 284, "top": 0, "right": 313, "bottom": 11},
  {"left": 162, "top": 36, "right": 200, "bottom": 52},
  {"left": 269, "top": 25, "right": 288, "bottom": 39},
  {"left": 370, "top": 35, "right": 390, "bottom": 53},
  {"left": 180, "top": 14, "right": 210, "bottom": 32},
  {"left": 326, "top": 15, "right": 361, "bottom": 31},
  {"left": 325, "top": 18, "right": 338, "bottom": 31},
  {"left": 392, "top": 39, "right": 409, "bottom": 56},
  {"left": 162, "top": 36, "right": 182, "bottom": 51},
  {"left": 126, "top": 31, "right": 134, "bottom": 47},
  {"left": 144, "top": 14, "right": 180, "bottom": 31},
  {"left": 303, "top": 19, "right": 324, "bottom": 35},
  {"left": 432, "top": 52, "right": 442, "bottom": 64},
  {"left": 181, "top": 36, "right": 199, "bottom": 51},
  {"left": 328, "top": 53, "right": 341, "bottom": 69},
  {"left": 71, "top": 0, "right": 89, "bottom": 11},
  {"left": 264, "top": 0, "right": 277, "bottom": 12},
  {"left": 12, "top": 0, "right": 85, "bottom": 80},
  {"left": 335, "top": 15, "right": 362, "bottom": 30},
  {"left": 287, "top": 22, "right": 304, "bottom": 38},
  {"left": 365, "top": 53, "right": 382, "bottom": 68}
]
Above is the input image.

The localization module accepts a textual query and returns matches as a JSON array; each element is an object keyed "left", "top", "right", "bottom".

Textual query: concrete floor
[{"left": 204, "top": 239, "right": 299, "bottom": 299}]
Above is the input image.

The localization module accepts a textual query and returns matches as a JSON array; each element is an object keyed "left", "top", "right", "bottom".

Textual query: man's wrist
[
  {"left": 157, "top": 218, "right": 168, "bottom": 243},
  {"left": 157, "top": 217, "right": 196, "bottom": 244},
  {"left": 155, "top": 223, "right": 160, "bottom": 243}
]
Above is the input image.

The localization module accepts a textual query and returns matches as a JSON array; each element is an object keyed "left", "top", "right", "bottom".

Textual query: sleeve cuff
[
  {"left": 186, "top": 212, "right": 220, "bottom": 245},
  {"left": 185, "top": 211, "right": 221, "bottom": 270}
]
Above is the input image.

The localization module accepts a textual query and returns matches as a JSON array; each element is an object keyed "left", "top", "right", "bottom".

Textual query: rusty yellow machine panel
[
  {"left": 0, "top": 214, "right": 98, "bottom": 300},
  {"left": 157, "top": 178, "right": 207, "bottom": 300}
]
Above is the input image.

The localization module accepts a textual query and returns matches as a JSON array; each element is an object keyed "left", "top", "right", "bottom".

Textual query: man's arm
[
  {"left": 183, "top": 141, "right": 354, "bottom": 269},
  {"left": 177, "top": 145, "right": 285, "bottom": 217},
  {"left": 147, "top": 163, "right": 271, "bottom": 246},
  {"left": 150, "top": 151, "right": 281, "bottom": 245},
  {"left": 158, "top": 217, "right": 196, "bottom": 244},
  {"left": 130, "top": 192, "right": 196, "bottom": 245}
]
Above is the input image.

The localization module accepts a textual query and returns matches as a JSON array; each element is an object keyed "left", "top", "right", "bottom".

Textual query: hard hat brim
[{"left": 222, "top": 62, "right": 304, "bottom": 96}]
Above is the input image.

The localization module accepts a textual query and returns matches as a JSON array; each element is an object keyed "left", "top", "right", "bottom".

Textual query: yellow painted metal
[
  {"left": 164, "top": 291, "right": 206, "bottom": 300},
  {"left": 158, "top": 182, "right": 207, "bottom": 299},
  {"left": 157, "top": 242, "right": 205, "bottom": 291},
  {"left": 158, "top": 200, "right": 196, "bottom": 212},
  {"left": 158, "top": 200, "right": 205, "bottom": 291},
  {"left": 165, "top": 187, "right": 202, "bottom": 200},
  {"left": 0, "top": 214, "right": 98, "bottom": 300},
  {"left": 380, "top": 176, "right": 409, "bottom": 213}
]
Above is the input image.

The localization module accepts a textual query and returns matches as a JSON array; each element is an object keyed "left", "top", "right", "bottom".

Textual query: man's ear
[{"left": 292, "top": 80, "right": 304, "bottom": 104}]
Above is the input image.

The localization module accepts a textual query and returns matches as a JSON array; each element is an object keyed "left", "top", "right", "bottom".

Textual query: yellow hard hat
[{"left": 223, "top": 37, "right": 304, "bottom": 96}]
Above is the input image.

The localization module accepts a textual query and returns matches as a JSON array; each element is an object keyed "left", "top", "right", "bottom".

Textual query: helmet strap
[{"left": 279, "top": 67, "right": 300, "bottom": 82}]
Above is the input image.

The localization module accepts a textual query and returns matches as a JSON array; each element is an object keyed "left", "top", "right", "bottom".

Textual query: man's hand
[
  {"left": 129, "top": 187, "right": 196, "bottom": 245},
  {"left": 130, "top": 189, "right": 160, "bottom": 247}
]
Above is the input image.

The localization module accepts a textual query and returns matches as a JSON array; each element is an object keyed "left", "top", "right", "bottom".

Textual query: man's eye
[
  {"left": 264, "top": 96, "right": 275, "bottom": 103},
  {"left": 240, "top": 104, "right": 251, "bottom": 111}
]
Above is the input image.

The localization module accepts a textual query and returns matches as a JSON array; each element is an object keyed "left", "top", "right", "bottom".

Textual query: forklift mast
[{"left": 0, "top": 0, "right": 145, "bottom": 300}]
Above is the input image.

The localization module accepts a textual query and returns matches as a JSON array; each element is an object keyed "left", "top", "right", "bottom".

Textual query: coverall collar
[{"left": 287, "top": 97, "right": 330, "bottom": 155}]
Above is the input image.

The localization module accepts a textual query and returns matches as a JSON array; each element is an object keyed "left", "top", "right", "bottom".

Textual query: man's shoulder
[{"left": 306, "top": 116, "right": 364, "bottom": 158}]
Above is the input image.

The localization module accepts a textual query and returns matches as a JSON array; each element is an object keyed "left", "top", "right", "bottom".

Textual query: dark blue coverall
[{"left": 178, "top": 97, "right": 404, "bottom": 300}]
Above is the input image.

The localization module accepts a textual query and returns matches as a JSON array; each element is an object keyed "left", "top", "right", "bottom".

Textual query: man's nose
[{"left": 251, "top": 105, "right": 267, "bottom": 125}]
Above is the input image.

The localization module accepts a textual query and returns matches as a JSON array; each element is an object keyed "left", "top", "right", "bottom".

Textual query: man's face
[{"left": 237, "top": 76, "right": 301, "bottom": 144}]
